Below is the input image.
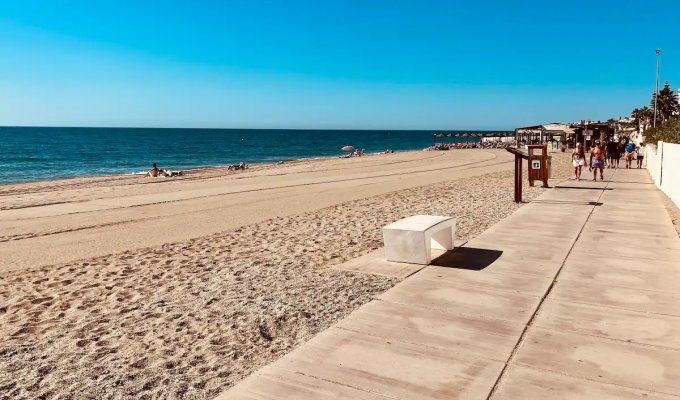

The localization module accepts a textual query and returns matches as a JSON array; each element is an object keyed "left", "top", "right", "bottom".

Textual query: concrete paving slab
[
  {"left": 561, "top": 252, "right": 679, "bottom": 274},
  {"left": 379, "top": 277, "right": 542, "bottom": 323},
  {"left": 551, "top": 279, "right": 680, "bottom": 316},
  {"left": 587, "top": 210, "right": 675, "bottom": 224},
  {"left": 460, "top": 246, "right": 568, "bottom": 264},
  {"left": 595, "top": 202, "right": 668, "bottom": 211},
  {"left": 580, "top": 227, "right": 678, "bottom": 241},
  {"left": 218, "top": 365, "right": 392, "bottom": 400},
  {"left": 332, "top": 248, "right": 425, "bottom": 278},
  {"left": 514, "top": 328, "right": 680, "bottom": 395},
  {"left": 570, "top": 246, "right": 680, "bottom": 262},
  {"left": 559, "top": 263, "right": 680, "bottom": 293},
  {"left": 576, "top": 232, "right": 680, "bottom": 250},
  {"left": 478, "top": 258, "right": 563, "bottom": 278},
  {"left": 534, "top": 300, "right": 680, "bottom": 349},
  {"left": 273, "top": 327, "right": 505, "bottom": 400},
  {"left": 432, "top": 249, "right": 563, "bottom": 277},
  {"left": 506, "top": 206, "right": 593, "bottom": 217},
  {"left": 494, "top": 364, "right": 678, "bottom": 400},
  {"left": 335, "top": 300, "right": 523, "bottom": 361},
  {"left": 468, "top": 230, "right": 578, "bottom": 245},
  {"left": 414, "top": 265, "right": 552, "bottom": 296},
  {"left": 585, "top": 215, "right": 676, "bottom": 231}
]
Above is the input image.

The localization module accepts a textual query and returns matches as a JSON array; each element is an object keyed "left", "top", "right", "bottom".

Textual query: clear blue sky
[{"left": 1, "top": 0, "right": 678, "bottom": 130}]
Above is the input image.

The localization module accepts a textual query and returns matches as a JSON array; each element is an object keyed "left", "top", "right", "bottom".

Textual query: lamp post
[{"left": 653, "top": 48, "right": 661, "bottom": 128}]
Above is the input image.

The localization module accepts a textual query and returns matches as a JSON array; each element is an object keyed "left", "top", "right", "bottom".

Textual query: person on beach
[
  {"left": 571, "top": 143, "right": 586, "bottom": 180},
  {"left": 146, "top": 163, "right": 165, "bottom": 177},
  {"left": 636, "top": 143, "right": 645, "bottom": 168},
  {"left": 615, "top": 141, "right": 625, "bottom": 168},
  {"left": 606, "top": 140, "right": 618, "bottom": 168},
  {"left": 145, "top": 163, "right": 182, "bottom": 177},
  {"left": 590, "top": 142, "right": 605, "bottom": 181},
  {"left": 624, "top": 142, "right": 636, "bottom": 168},
  {"left": 227, "top": 162, "right": 248, "bottom": 171}
]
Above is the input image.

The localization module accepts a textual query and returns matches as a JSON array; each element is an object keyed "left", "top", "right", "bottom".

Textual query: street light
[{"left": 654, "top": 48, "right": 661, "bottom": 128}]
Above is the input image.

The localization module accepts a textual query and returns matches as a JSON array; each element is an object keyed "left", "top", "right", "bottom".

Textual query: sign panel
[{"left": 532, "top": 160, "right": 541, "bottom": 170}]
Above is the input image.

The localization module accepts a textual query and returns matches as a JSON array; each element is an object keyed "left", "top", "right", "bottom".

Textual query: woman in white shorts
[{"left": 571, "top": 142, "right": 586, "bottom": 180}]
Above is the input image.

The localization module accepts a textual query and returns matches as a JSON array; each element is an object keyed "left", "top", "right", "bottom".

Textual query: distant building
[
  {"left": 568, "top": 122, "right": 615, "bottom": 149},
  {"left": 514, "top": 123, "right": 574, "bottom": 148}
]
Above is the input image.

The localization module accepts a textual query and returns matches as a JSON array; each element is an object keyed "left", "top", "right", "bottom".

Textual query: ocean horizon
[{"left": 0, "top": 126, "right": 511, "bottom": 184}]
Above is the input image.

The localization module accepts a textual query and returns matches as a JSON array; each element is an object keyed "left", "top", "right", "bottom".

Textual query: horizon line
[{"left": 0, "top": 125, "right": 516, "bottom": 132}]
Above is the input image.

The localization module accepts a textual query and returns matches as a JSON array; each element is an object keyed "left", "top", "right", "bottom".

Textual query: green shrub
[{"left": 645, "top": 117, "right": 680, "bottom": 144}]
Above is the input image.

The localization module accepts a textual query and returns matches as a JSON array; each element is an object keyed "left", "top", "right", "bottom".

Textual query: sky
[{"left": 1, "top": 0, "right": 678, "bottom": 130}]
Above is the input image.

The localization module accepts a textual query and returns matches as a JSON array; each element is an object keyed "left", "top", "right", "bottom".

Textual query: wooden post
[
  {"left": 516, "top": 154, "right": 522, "bottom": 202},
  {"left": 506, "top": 147, "right": 527, "bottom": 203}
]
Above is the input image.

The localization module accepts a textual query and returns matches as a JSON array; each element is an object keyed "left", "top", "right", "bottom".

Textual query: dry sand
[{"left": 0, "top": 150, "right": 572, "bottom": 399}]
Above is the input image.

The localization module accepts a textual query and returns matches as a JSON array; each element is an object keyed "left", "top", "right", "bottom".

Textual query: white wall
[{"left": 646, "top": 141, "right": 680, "bottom": 207}]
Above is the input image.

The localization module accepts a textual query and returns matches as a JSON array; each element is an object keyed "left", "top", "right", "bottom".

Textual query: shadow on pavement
[
  {"left": 431, "top": 247, "right": 502, "bottom": 271},
  {"left": 556, "top": 186, "right": 613, "bottom": 191},
  {"left": 530, "top": 200, "right": 603, "bottom": 206}
]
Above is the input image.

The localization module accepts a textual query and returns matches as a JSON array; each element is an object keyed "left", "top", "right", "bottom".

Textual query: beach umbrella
[{"left": 341, "top": 145, "right": 354, "bottom": 152}]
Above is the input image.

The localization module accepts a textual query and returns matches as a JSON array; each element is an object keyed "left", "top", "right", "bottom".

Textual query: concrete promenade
[{"left": 218, "top": 168, "right": 680, "bottom": 399}]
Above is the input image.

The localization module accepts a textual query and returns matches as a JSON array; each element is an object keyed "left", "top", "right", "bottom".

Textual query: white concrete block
[{"left": 383, "top": 215, "right": 456, "bottom": 265}]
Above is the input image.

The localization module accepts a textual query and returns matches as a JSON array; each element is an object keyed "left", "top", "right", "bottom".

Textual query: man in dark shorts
[
  {"left": 590, "top": 142, "right": 605, "bottom": 181},
  {"left": 615, "top": 141, "right": 625, "bottom": 168},
  {"left": 606, "top": 140, "right": 617, "bottom": 168}
]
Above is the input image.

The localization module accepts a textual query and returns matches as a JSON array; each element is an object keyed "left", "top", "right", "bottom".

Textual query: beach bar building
[
  {"left": 569, "top": 121, "right": 615, "bottom": 149},
  {"left": 514, "top": 123, "right": 574, "bottom": 149}
]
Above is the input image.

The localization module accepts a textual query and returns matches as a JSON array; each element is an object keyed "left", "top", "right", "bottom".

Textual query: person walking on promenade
[
  {"left": 606, "top": 140, "right": 617, "bottom": 168},
  {"left": 624, "top": 141, "right": 636, "bottom": 168},
  {"left": 590, "top": 141, "right": 605, "bottom": 181},
  {"left": 571, "top": 142, "right": 586, "bottom": 180},
  {"left": 615, "top": 141, "right": 625, "bottom": 168},
  {"left": 636, "top": 143, "right": 646, "bottom": 169}
]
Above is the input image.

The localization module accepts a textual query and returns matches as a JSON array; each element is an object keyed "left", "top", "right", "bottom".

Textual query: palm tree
[
  {"left": 631, "top": 106, "right": 654, "bottom": 132},
  {"left": 651, "top": 81, "right": 680, "bottom": 124}
]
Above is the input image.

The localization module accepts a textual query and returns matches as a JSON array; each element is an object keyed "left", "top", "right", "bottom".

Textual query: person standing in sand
[
  {"left": 590, "top": 142, "right": 605, "bottom": 181},
  {"left": 571, "top": 143, "right": 586, "bottom": 180}
]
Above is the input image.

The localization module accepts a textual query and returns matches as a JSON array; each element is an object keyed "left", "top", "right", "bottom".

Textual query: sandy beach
[{"left": 0, "top": 149, "right": 570, "bottom": 399}]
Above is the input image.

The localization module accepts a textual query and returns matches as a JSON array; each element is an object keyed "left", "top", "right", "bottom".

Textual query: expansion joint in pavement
[{"left": 486, "top": 171, "right": 616, "bottom": 400}]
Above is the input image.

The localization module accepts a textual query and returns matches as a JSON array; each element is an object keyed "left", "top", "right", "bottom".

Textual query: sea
[{"left": 0, "top": 127, "right": 509, "bottom": 185}]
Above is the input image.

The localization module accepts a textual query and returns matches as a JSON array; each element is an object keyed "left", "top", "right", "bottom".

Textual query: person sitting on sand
[
  {"left": 146, "top": 163, "right": 165, "bottom": 177},
  {"left": 146, "top": 163, "right": 183, "bottom": 177},
  {"left": 227, "top": 162, "right": 248, "bottom": 171}
]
